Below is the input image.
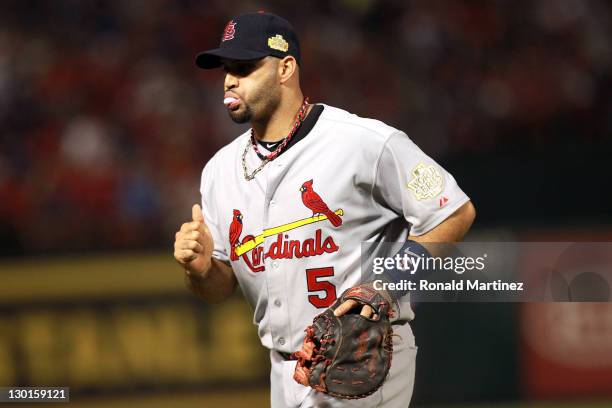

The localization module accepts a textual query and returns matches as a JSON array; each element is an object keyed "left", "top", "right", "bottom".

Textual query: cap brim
[{"left": 195, "top": 48, "right": 269, "bottom": 69}]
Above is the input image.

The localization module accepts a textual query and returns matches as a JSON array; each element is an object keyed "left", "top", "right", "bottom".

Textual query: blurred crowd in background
[{"left": 0, "top": 0, "right": 611, "bottom": 255}]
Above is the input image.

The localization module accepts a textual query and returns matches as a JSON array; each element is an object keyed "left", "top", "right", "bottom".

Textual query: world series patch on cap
[{"left": 196, "top": 12, "right": 301, "bottom": 69}]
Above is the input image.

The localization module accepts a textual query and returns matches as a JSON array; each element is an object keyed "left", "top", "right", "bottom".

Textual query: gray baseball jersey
[{"left": 199, "top": 103, "right": 469, "bottom": 407}]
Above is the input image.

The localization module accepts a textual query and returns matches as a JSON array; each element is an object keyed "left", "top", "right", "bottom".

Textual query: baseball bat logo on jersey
[{"left": 228, "top": 179, "right": 344, "bottom": 273}]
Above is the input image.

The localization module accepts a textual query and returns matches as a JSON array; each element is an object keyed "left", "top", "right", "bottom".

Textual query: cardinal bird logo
[
  {"left": 300, "top": 179, "right": 343, "bottom": 227},
  {"left": 229, "top": 209, "right": 243, "bottom": 260}
]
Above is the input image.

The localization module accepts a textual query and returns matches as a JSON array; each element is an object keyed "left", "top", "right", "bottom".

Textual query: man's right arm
[{"left": 174, "top": 204, "right": 238, "bottom": 303}]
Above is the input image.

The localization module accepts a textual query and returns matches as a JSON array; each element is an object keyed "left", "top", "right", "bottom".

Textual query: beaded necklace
[{"left": 242, "top": 97, "right": 310, "bottom": 181}]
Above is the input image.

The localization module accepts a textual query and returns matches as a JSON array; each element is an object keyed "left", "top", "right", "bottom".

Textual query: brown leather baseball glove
[{"left": 292, "top": 284, "right": 394, "bottom": 399}]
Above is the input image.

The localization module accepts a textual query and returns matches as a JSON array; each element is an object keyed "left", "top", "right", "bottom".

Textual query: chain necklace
[
  {"left": 242, "top": 97, "right": 309, "bottom": 181},
  {"left": 241, "top": 140, "right": 270, "bottom": 181}
]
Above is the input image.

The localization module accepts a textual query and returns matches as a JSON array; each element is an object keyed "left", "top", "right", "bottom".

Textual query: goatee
[{"left": 228, "top": 106, "right": 252, "bottom": 124}]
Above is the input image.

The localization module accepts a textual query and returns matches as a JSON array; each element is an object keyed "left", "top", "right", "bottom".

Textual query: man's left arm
[
  {"left": 335, "top": 130, "right": 476, "bottom": 318},
  {"left": 335, "top": 201, "right": 476, "bottom": 318},
  {"left": 410, "top": 200, "right": 476, "bottom": 243}
]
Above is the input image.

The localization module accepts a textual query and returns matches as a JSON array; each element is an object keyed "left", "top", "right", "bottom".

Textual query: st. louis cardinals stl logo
[
  {"left": 222, "top": 20, "right": 236, "bottom": 42},
  {"left": 228, "top": 179, "right": 344, "bottom": 272}
]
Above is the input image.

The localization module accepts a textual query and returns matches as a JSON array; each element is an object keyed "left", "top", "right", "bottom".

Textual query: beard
[
  {"left": 227, "top": 75, "right": 280, "bottom": 125},
  {"left": 228, "top": 104, "right": 253, "bottom": 124}
]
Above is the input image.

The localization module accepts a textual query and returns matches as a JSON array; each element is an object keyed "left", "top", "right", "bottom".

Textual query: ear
[{"left": 277, "top": 56, "right": 297, "bottom": 84}]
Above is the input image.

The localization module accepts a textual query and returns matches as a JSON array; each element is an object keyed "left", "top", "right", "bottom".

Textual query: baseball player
[{"left": 173, "top": 12, "right": 475, "bottom": 407}]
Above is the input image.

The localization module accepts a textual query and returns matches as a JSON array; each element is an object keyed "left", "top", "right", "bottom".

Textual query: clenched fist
[{"left": 174, "top": 204, "right": 214, "bottom": 277}]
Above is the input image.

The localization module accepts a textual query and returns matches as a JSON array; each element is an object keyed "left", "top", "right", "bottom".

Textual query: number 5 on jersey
[{"left": 306, "top": 267, "right": 337, "bottom": 308}]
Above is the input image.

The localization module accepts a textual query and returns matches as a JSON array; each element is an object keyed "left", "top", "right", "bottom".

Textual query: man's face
[{"left": 221, "top": 57, "right": 281, "bottom": 124}]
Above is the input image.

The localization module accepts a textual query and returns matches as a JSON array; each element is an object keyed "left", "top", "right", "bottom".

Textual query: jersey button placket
[
  {"left": 268, "top": 258, "right": 288, "bottom": 349},
  {"left": 263, "top": 164, "right": 291, "bottom": 350},
  {"left": 264, "top": 201, "right": 287, "bottom": 350}
]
